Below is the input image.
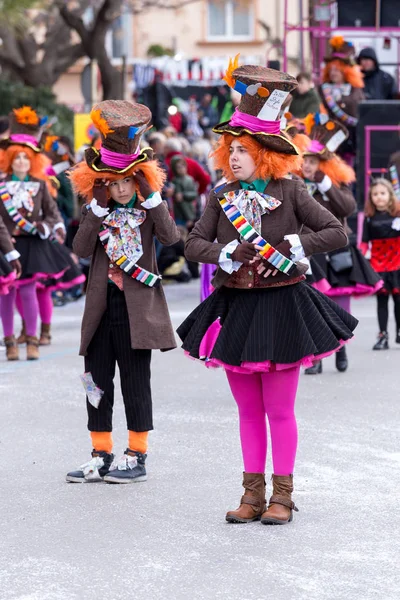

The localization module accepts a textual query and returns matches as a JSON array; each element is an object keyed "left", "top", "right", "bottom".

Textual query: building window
[{"left": 207, "top": 0, "right": 253, "bottom": 41}]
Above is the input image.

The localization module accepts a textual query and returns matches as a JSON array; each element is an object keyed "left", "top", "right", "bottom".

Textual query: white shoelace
[
  {"left": 79, "top": 456, "right": 105, "bottom": 481},
  {"left": 111, "top": 454, "right": 138, "bottom": 471}
]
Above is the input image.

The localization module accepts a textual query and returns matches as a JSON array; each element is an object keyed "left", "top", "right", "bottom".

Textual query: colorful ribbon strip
[
  {"left": 0, "top": 182, "right": 38, "bottom": 235},
  {"left": 389, "top": 165, "right": 400, "bottom": 201},
  {"left": 219, "top": 196, "right": 296, "bottom": 276},
  {"left": 98, "top": 223, "right": 161, "bottom": 288},
  {"left": 321, "top": 84, "right": 358, "bottom": 127}
]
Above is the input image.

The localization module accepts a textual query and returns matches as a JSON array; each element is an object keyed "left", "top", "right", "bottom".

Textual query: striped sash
[
  {"left": 0, "top": 182, "right": 37, "bottom": 235},
  {"left": 98, "top": 223, "right": 161, "bottom": 288},
  {"left": 389, "top": 165, "right": 400, "bottom": 201},
  {"left": 219, "top": 196, "right": 296, "bottom": 276}
]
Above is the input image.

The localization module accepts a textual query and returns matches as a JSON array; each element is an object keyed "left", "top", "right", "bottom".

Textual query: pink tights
[
  {"left": 16, "top": 287, "right": 53, "bottom": 326},
  {"left": 226, "top": 367, "right": 300, "bottom": 475},
  {"left": 0, "top": 282, "right": 39, "bottom": 337}
]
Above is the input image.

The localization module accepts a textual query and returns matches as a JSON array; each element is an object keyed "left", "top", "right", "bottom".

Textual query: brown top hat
[
  {"left": 303, "top": 113, "right": 349, "bottom": 159},
  {"left": 213, "top": 57, "right": 300, "bottom": 155},
  {"left": 324, "top": 36, "right": 356, "bottom": 66},
  {"left": 84, "top": 100, "right": 154, "bottom": 174},
  {"left": 0, "top": 106, "right": 47, "bottom": 153}
]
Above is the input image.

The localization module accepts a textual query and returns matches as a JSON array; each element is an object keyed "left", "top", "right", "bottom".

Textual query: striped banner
[{"left": 219, "top": 196, "right": 296, "bottom": 276}]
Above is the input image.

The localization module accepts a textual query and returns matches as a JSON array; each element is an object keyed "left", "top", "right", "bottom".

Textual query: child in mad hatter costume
[
  {"left": 177, "top": 58, "right": 358, "bottom": 525},
  {"left": 67, "top": 100, "right": 180, "bottom": 484},
  {"left": 299, "top": 113, "right": 382, "bottom": 374},
  {"left": 0, "top": 107, "right": 70, "bottom": 361}
]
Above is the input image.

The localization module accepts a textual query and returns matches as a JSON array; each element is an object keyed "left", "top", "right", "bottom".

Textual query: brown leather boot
[
  {"left": 17, "top": 320, "right": 27, "bottom": 345},
  {"left": 261, "top": 474, "right": 299, "bottom": 525},
  {"left": 4, "top": 336, "right": 19, "bottom": 361},
  {"left": 26, "top": 336, "right": 39, "bottom": 360},
  {"left": 39, "top": 323, "right": 51, "bottom": 346},
  {"left": 226, "top": 472, "right": 266, "bottom": 523}
]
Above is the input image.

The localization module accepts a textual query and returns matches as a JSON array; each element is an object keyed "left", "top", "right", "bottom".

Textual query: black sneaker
[
  {"left": 396, "top": 330, "right": 400, "bottom": 344},
  {"left": 335, "top": 346, "right": 348, "bottom": 372},
  {"left": 304, "top": 360, "right": 322, "bottom": 375},
  {"left": 373, "top": 332, "right": 389, "bottom": 350},
  {"left": 66, "top": 450, "right": 114, "bottom": 483},
  {"left": 104, "top": 449, "right": 147, "bottom": 484}
]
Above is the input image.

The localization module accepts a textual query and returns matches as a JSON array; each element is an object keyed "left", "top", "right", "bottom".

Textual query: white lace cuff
[
  {"left": 284, "top": 234, "right": 306, "bottom": 261},
  {"left": 54, "top": 221, "right": 66, "bottom": 233},
  {"left": 38, "top": 222, "right": 51, "bottom": 240},
  {"left": 5, "top": 249, "right": 20, "bottom": 262},
  {"left": 391, "top": 217, "right": 400, "bottom": 231},
  {"left": 317, "top": 175, "right": 332, "bottom": 195},
  {"left": 218, "top": 240, "right": 242, "bottom": 273},
  {"left": 90, "top": 198, "right": 109, "bottom": 217},
  {"left": 142, "top": 191, "right": 163, "bottom": 209}
]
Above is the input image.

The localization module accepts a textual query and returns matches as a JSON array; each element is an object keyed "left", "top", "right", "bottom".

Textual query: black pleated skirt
[
  {"left": 377, "top": 270, "right": 400, "bottom": 294},
  {"left": 38, "top": 242, "right": 85, "bottom": 291},
  {"left": 14, "top": 235, "right": 70, "bottom": 282},
  {"left": 177, "top": 282, "right": 358, "bottom": 373},
  {"left": 0, "top": 252, "right": 15, "bottom": 294},
  {"left": 308, "top": 243, "right": 382, "bottom": 297}
]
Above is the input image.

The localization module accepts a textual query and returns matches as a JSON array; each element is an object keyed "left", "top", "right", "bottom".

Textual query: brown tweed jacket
[
  {"left": 73, "top": 200, "right": 180, "bottom": 356},
  {"left": 185, "top": 178, "right": 348, "bottom": 289}
]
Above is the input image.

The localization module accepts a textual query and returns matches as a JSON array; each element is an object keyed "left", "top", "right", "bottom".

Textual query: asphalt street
[{"left": 0, "top": 280, "right": 399, "bottom": 600}]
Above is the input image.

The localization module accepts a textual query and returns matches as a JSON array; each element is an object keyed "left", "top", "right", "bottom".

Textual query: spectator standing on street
[
  {"left": 164, "top": 137, "right": 211, "bottom": 195},
  {"left": 198, "top": 93, "right": 219, "bottom": 132},
  {"left": 290, "top": 72, "right": 320, "bottom": 118},
  {"left": 357, "top": 47, "right": 397, "bottom": 100},
  {"left": 170, "top": 155, "right": 198, "bottom": 228}
]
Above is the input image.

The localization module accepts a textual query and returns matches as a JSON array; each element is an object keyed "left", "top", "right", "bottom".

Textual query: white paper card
[
  {"left": 326, "top": 130, "right": 346, "bottom": 153},
  {"left": 257, "top": 90, "right": 289, "bottom": 121}
]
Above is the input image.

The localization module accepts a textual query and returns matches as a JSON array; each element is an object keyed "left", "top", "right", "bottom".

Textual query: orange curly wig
[
  {"left": 69, "top": 159, "right": 166, "bottom": 201},
  {"left": 211, "top": 133, "right": 302, "bottom": 181},
  {"left": 322, "top": 60, "right": 364, "bottom": 88},
  {"left": 319, "top": 155, "right": 356, "bottom": 186}
]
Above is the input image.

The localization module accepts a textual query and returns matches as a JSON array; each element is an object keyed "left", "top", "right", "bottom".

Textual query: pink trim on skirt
[
  {"left": 36, "top": 273, "right": 86, "bottom": 292},
  {"left": 0, "top": 271, "right": 16, "bottom": 295},
  {"left": 13, "top": 269, "right": 68, "bottom": 288},
  {"left": 324, "top": 280, "right": 383, "bottom": 298},
  {"left": 188, "top": 317, "right": 352, "bottom": 374},
  {"left": 311, "top": 278, "right": 331, "bottom": 294}
]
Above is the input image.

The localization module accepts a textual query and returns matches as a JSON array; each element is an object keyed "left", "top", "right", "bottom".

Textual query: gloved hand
[
  {"left": 135, "top": 171, "right": 155, "bottom": 201},
  {"left": 314, "top": 170, "right": 325, "bottom": 184},
  {"left": 93, "top": 179, "right": 109, "bottom": 207},
  {"left": 231, "top": 242, "right": 260, "bottom": 265}
]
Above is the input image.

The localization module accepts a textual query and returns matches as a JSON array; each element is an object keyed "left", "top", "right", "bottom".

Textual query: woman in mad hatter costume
[
  {"left": 0, "top": 107, "right": 70, "bottom": 361},
  {"left": 66, "top": 100, "right": 180, "bottom": 484},
  {"left": 299, "top": 113, "right": 382, "bottom": 374},
  {"left": 177, "top": 58, "right": 358, "bottom": 525},
  {"left": 16, "top": 134, "right": 85, "bottom": 347},
  {"left": 320, "top": 36, "right": 365, "bottom": 165}
]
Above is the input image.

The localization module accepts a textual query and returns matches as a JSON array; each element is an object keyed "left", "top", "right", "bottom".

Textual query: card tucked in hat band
[
  {"left": 218, "top": 196, "right": 296, "bottom": 276},
  {"left": 0, "top": 182, "right": 38, "bottom": 235}
]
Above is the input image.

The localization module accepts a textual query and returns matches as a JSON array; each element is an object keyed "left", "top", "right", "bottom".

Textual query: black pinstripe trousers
[{"left": 85, "top": 284, "right": 153, "bottom": 432}]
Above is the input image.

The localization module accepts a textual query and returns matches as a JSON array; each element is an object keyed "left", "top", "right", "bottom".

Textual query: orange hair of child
[
  {"left": 290, "top": 133, "right": 311, "bottom": 154},
  {"left": 322, "top": 60, "right": 364, "bottom": 89},
  {"left": 365, "top": 178, "right": 400, "bottom": 217},
  {"left": 211, "top": 133, "right": 302, "bottom": 181},
  {"left": 69, "top": 159, "right": 166, "bottom": 201},
  {"left": 318, "top": 155, "right": 356, "bottom": 187},
  {"left": 0, "top": 145, "right": 51, "bottom": 180}
]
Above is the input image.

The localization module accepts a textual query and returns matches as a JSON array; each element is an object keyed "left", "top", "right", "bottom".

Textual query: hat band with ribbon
[
  {"left": 100, "top": 146, "right": 141, "bottom": 169},
  {"left": 307, "top": 140, "right": 325, "bottom": 153},
  {"left": 10, "top": 134, "right": 39, "bottom": 148},
  {"left": 229, "top": 109, "right": 281, "bottom": 135}
]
